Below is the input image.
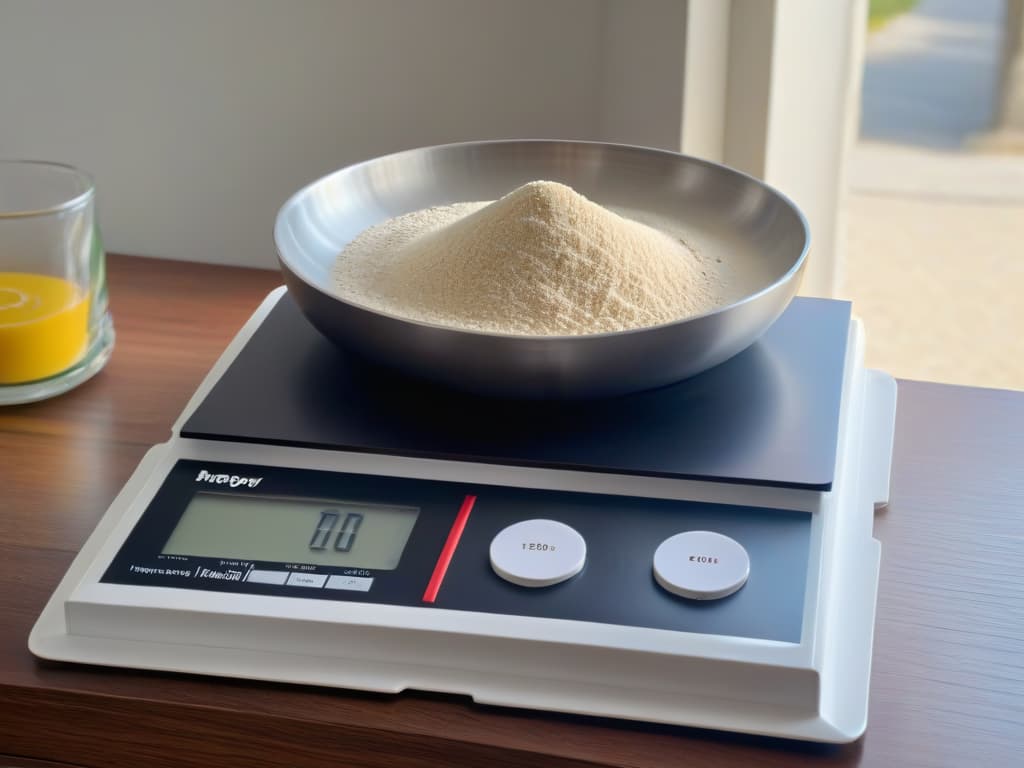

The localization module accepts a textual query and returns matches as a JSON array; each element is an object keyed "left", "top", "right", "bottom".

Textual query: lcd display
[{"left": 161, "top": 492, "right": 419, "bottom": 569}]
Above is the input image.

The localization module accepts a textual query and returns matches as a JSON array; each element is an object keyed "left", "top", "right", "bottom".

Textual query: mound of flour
[{"left": 331, "top": 180, "right": 722, "bottom": 335}]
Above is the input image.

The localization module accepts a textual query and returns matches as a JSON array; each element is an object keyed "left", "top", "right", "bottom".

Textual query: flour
[{"left": 330, "top": 180, "right": 725, "bottom": 335}]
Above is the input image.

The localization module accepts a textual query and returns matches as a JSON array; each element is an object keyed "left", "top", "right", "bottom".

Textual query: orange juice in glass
[{"left": 0, "top": 161, "right": 114, "bottom": 404}]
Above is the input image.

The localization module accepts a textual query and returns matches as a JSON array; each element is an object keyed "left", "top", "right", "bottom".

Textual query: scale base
[{"left": 30, "top": 290, "right": 897, "bottom": 744}]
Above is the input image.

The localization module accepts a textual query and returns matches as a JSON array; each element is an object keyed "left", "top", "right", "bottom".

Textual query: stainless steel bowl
[{"left": 274, "top": 140, "right": 809, "bottom": 399}]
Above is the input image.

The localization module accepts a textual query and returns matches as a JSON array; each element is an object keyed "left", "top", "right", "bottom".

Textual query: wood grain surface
[{"left": 1, "top": 254, "right": 1021, "bottom": 767}]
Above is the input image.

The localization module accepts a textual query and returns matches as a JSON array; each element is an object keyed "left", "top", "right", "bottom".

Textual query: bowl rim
[{"left": 0, "top": 159, "right": 96, "bottom": 219}]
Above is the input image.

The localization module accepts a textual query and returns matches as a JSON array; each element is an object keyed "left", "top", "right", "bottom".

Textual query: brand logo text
[{"left": 195, "top": 469, "right": 263, "bottom": 488}]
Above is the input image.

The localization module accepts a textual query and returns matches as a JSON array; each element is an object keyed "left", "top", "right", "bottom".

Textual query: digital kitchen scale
[{"left": 30, "top": 287, "right": 897, "bottom": 743}]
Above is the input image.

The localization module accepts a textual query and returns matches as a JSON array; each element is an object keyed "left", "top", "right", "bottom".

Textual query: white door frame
[{"left": 679, "top": 0, "right": 868, "bottom": 298}]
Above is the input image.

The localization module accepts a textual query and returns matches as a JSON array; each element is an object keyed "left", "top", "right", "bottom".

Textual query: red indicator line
[{"left": 422, "top": 494, "right": 476, "bottom": 603}]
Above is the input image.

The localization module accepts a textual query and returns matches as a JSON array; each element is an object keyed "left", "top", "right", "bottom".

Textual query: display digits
[
  {"left": 334, "top": 512, "right": 363, "bottom": 553},
  {"left": 309, "top": 509, "right": 339, "bottom": 550},
  {"left": 309, "top": 509, "right": 364, "bottom": 553}
]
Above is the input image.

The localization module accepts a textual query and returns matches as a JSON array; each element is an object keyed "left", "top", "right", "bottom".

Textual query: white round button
[
  {"left": 490, "top": 519, "right": 586, "bottom": 588},
  {"left": 653, "top": 530, "right": 750, "bottom": 600}
]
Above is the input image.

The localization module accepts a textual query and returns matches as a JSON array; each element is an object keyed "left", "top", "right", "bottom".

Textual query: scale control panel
[{"left": 102, "top": 460, "right": 811, "bottom": 643}]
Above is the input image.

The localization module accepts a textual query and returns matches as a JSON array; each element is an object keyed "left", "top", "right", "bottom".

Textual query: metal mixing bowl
[{"left": 274, "top": 140, "right": 809, "bottom": 399}]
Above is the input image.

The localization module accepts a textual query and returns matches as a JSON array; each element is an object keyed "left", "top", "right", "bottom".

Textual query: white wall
[
  {"left": 599, "top": 0, "right": 688, "bottom": 151},
  {"left": 2, "top": 0, "right": 861, "bottom": 297},
  {"left": 2, "top": 0, "right": 621, "bottom": 267}
]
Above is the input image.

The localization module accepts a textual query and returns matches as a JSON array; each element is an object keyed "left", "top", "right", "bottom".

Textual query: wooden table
[{"left": 1, "top": 255, "right": 1021, "bottom": 768}]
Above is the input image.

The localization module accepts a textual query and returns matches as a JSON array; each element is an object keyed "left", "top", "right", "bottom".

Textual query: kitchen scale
[{"left": 30, "top": 287, "right": 897, "bottom": 743}]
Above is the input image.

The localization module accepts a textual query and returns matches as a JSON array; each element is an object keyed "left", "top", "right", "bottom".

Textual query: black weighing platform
[{"left": 183, "top": 294, "right": 852, "bottom": 491}]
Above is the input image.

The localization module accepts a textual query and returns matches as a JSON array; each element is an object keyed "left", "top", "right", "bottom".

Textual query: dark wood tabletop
[{"left": 1, "top": 254, "right": 1021, "bottom": 768}]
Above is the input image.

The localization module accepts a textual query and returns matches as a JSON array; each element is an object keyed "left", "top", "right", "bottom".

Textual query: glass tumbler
[{"left": 0, "top": 161, "right": 115, "bottom": 405}]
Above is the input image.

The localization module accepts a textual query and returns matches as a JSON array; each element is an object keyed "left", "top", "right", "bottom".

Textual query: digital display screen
[{"left": 161, "top": 492, "right": 419, "bottom": 570}]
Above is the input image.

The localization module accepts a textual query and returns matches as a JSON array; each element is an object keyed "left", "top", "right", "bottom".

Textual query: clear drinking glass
[{"left": 0, "top": 161, "right": 115, "bottom": 405}]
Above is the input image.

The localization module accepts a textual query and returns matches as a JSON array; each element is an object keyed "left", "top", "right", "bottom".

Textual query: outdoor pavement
[{"left": 842, "top": 0, "right": 1024, "bottom": 391}]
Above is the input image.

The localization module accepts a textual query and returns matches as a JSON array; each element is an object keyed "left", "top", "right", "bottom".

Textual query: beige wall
[
  {"left": 2, "top": 0, "right": 621, "bottom": 267},
  {"left": 600, "top": 0, "right": 689, "bottom": 151},
  {"left": 3, "top": 0, "right": 861, "bottom": 298}
]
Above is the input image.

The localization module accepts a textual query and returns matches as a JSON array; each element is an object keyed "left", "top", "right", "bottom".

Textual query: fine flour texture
[{"left": 331, "top": 181, "right": 725, "bottom": 335}]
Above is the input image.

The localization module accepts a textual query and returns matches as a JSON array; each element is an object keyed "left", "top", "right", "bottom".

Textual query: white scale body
[{"left": 31, "top": 287, "right": 897, "bottom": 743}]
